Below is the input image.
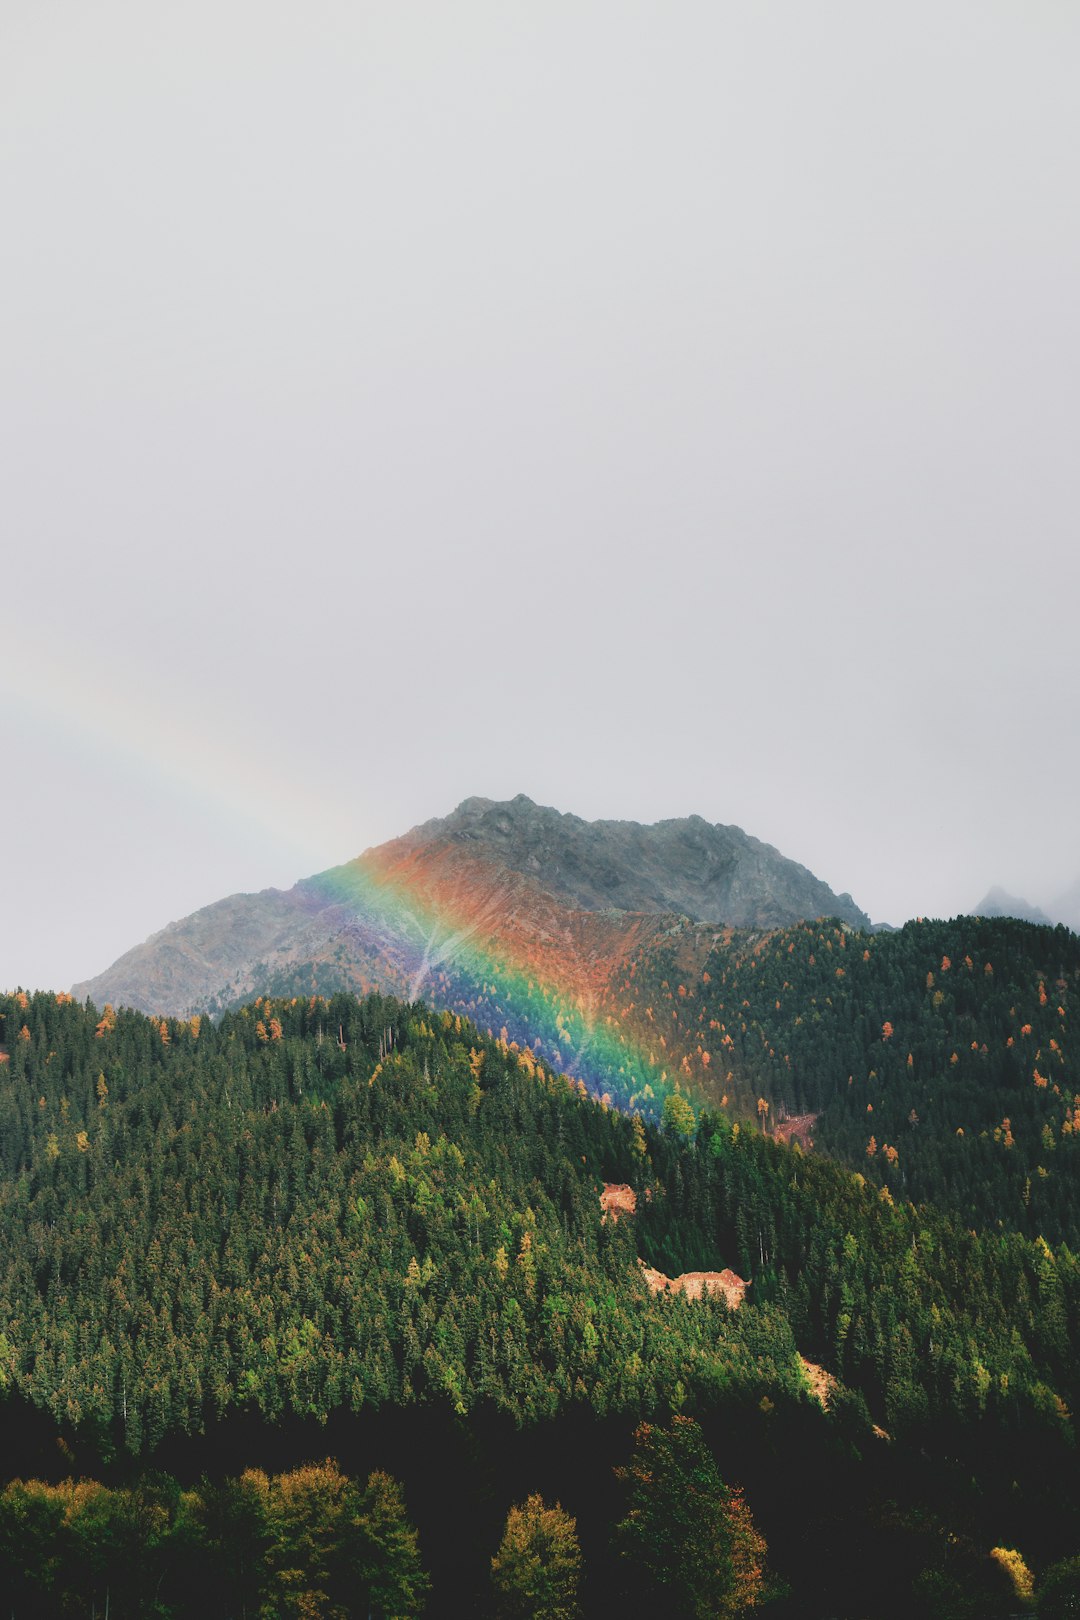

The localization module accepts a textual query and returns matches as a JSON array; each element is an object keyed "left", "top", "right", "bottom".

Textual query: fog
[{"left": 3, "top": 1, "right": 1078, "bottom": 990}]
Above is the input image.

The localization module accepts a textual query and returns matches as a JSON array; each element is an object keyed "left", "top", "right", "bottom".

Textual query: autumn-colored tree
[
  {"left": 260, "top": 1461, "right": 352, "bottom": 1619},
  {"left": 989, "top": 1545, "right": 1034, "bottom": 1608},
  {"left": 490, "top": 1494, "right": 582, "bottom": 1620},
  {"left": 721, "top": 1486, "right": 769, "bottom": 1618},
  {"left": 614, "top": 1416, "right": 766, "bottom": 1618},
  {"left": 662, "top": 1093, "right": 696, "bottom": 1137}
]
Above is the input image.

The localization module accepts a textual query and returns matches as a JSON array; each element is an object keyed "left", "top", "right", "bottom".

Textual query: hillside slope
[{"left": 2, "top": 986, "right": 1077, "bottom": 1455}]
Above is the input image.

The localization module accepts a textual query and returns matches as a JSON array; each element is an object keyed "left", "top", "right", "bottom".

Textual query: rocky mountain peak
[
  {"left": 72, "top": 795, "right": 871, "bottom": 1015},
  {"left": 396, "top": 795, "right": 870, "bottom": 930}
]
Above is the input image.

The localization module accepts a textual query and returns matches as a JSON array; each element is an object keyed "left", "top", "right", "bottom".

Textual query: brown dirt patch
[
  {"left": 773, "top": 1112, "right": 818, "bottom": 1150},
  {"left": 600, "top": 1183, "right": 638, "bottom": 1221},
  {"left": 640, "top": 1261, "right": 749, "bottom": 1310},
  {"left": 798, "top": 1354, "right": 838, "bottom": 1407}
]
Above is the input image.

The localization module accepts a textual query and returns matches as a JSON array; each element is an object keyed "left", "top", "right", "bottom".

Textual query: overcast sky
[{"left": 3, "top": 1, "right": 1078, "bottom": 993}]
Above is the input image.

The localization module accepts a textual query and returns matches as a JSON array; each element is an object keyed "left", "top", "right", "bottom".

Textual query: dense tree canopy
[
  {"left": 0, "top": 1460, "right": 427, "bottom": 1620},
  {"left": 0, "top": 982, "right": 1078, "bottom": 1615}
]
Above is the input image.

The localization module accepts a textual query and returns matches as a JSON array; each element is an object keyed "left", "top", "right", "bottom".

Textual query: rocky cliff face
[
  {"left": 395, "top": 795, "right": 869, "bottom": 929},
  {"left": 72, "top": 795, "right": 870, "bottom": 1016}
]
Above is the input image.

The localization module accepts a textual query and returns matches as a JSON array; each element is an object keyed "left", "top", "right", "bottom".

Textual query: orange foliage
[{"left": 725, "top": 1484, "right": 768, "bottom": 1613}]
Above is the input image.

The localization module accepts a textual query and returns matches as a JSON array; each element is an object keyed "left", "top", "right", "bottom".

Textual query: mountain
[
  {"left": 973, "top": 884, "right": 1054, "bottom": 925},
  {"left": 974, "top": 880, "right": 1080, "bottom": 933},
  {"left": 1050, "top": 876, "right": 1080, "bottom": 934},
  {"left": 400, "top": 795, "right": 870, "bottom": 928},
  {"left": 71, "top": 794, "right": 871, "bottom": 1018},
  {"left": 68, "top": 793, "right": 1080, "bottom": 1243}
]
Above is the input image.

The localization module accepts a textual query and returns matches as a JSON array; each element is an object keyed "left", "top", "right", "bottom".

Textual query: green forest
[
  {"left": 1, "top": 939, "right": 1079, "bottom": 1615},
  {"left": 602, "top": 914, "right": 1080, "bottom": 1240},
  {"left": 242, "top": 912, "right": 1080, "bottom": 1247}
]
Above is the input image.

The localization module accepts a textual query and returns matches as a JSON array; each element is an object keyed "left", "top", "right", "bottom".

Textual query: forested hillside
[
  {"left": 1, "top": 988, "right": 1079, "bottom": 1615},
  {"left": 234, "top": 913, "right": 1080, "bottom": 1246},
  {"left": 603, "top": 915, "right": 1080, "bottom": 1242}
]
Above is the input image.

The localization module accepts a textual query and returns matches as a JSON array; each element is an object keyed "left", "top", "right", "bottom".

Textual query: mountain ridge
[
  {"left": 973, "top": 879, "right": 1080, "bottom": 932},
  {"left": 71, "top": 794, "right": 870, "bottom": 1016},
  {"left": 393, "top": 794, "right": 870, "bottom": 927}
]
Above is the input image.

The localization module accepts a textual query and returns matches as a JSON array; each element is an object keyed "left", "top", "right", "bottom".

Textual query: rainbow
[
  {"left": 6, "top": 641, "right": 703, "bottom": 1118},
  {"left": 4, "top": 631, "right": 361, "bottom": 877},
  {"left": 299, "top": 847, "right": 700, "bottom": 1122}
]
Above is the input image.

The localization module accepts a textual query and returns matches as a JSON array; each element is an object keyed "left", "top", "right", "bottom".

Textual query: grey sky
[{"left": 3, "top": 1, "right": 1078, "bottom": 993}]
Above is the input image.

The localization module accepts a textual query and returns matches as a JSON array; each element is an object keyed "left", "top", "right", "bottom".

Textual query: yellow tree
[{"left": 491, "top": 1494, "right": 582, "bottom": 1620}]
